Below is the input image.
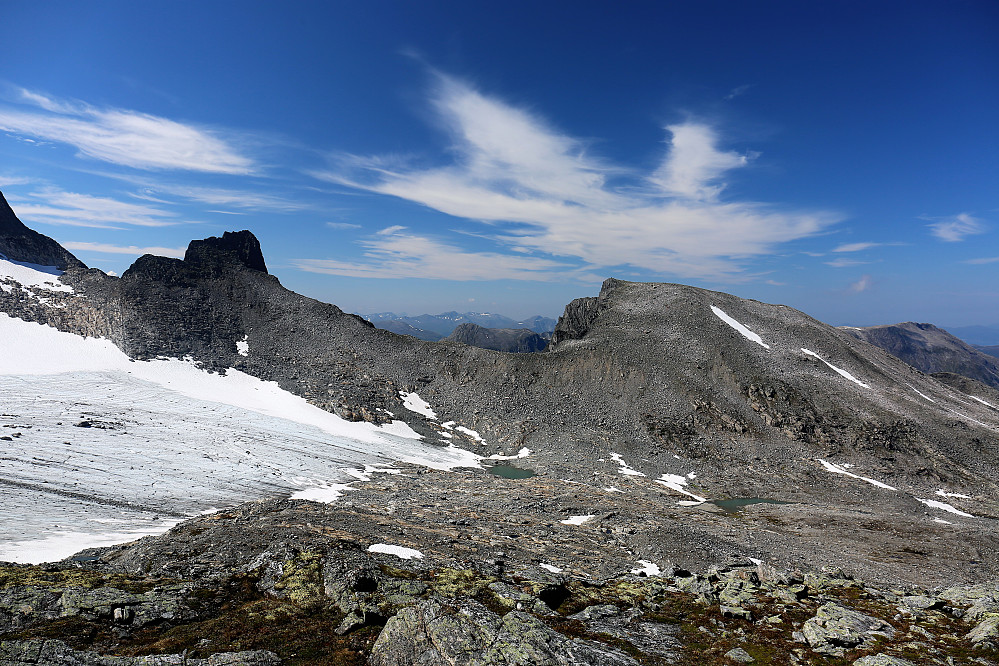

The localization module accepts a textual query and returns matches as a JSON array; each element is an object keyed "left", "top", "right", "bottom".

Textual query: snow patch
[
  {"left": 609, "top": 452, "right": 645, "bottom": 477},
  {"left": 367, "top": 543, "right": 423, "bottom": 560},
  {"left": 916, "top": 498, "right": 974, "bottom": 518},
  {"left": 0, "top": 257, "right": 74, "bottom": 293},
  {"left": 655, "top": 473, "right": 708, "bottom": 502},
  {"left": 936, "top": 489, "right": 972, "bottom": 499},
  {"left": 603, "top": 487, "right": 624, "bottom": 493},
  {"left": 711, "top": 305, "right": 769, "bottom": 349},
  {"left": 631, "top": 560, "right": 662, "bottom": 576},
  {"left": 539, "top": 563, "right": 562, "bottom": 573},
  {"left": 560, "top": 514, "right": 595, "bottom": 525},
  {"left": 455, "top": 425, "right": 485, "bottom": 442},
  {"left": 972, "top": 396, "right": 997, "bottom": 409},
  {"left": 933, "top": 517, "right": 953, "bottom": 525},
  {"left": 487, "top": 447, "right": 530, "bottom": 460},
  {"left": 236, "top": 336, "right": 249, "bottom": 357},
  {"left": 802, "top": 349, "right": 870, "bottom": 388},
  {"left": 817, "top": 459, "right": 896, "bottom": 490},
  {"left": 400, "top": 391, "right": 437, "bottom": 419}
]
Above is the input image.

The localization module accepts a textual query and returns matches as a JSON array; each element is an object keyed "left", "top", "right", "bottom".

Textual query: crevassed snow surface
[
  {"left": 560, "top": 514, "right": 595, "bottom": 525},
  {"left": 0, "top": 257, "right": 73, "bottom": 293},
  {"left": 367, "top": 543, "right": 423, "bottom": 559},
  {"left": 817, "top": 459, "right": 896, "bottom": 490},
  {"left": 0, "top": 315, "right": 481, "bottom": 563},
  {"left": 710, "top": 305, "right": 769, "bottom": 349},
  {"left": 917, "top": 498, "right": 974, "bottom": 518},
  {"left": 400, "top": 391, "right": 437, "bottom": 419},
  {"left": 801, "top": 349, "right": 870, "bottom": 389}
]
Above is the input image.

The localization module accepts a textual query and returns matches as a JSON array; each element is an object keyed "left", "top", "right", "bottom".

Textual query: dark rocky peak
[
  {"left": 549, "top": 278, "right": 625, "bottom": 347},
  {"left": 0, "top": 190, "right": 85, "bottom": 271},
  {"left": 184, "top": 230, "right": 268, "bottom": 274}
]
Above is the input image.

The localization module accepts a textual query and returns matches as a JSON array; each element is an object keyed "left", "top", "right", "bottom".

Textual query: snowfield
[{"left": 0, "top": 315, "right": 481, "bottom": 563}]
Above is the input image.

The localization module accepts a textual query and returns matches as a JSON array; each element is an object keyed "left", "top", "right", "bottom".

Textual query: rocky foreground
[{"left": 3, "top": 464, "right": 999, "bottom": 665}]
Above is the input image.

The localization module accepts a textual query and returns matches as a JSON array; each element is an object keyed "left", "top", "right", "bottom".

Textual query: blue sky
[{"left": 1, "top": 1, "right": 997, "bottom": 326}]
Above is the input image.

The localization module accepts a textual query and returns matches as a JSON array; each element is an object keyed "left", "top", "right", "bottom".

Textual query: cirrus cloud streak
[
  {"left": 0, "top": 88, "right": 254, "bottom": 174},
  {"left": 311, "top": 75, "right": 839, "bottom": 281}
]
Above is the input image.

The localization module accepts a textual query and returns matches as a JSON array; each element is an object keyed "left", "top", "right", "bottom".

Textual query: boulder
[
  {"left": 800, "top": 602, "right": 895, "bottom": 656},
  {"left": 368, "top": 597, "right": 640, "bottom": 665}
]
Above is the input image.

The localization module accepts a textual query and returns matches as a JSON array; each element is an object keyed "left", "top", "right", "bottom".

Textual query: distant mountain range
[
  {"left": 363, "top": 311, "right": 557, "bottom": 341},
  {"left": 843, "top": 322, "right": 999, "bottom": 389}
]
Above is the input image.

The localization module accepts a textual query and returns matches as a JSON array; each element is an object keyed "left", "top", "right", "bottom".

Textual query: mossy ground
[{"left": 3, "top": 563, "right": 998, "bottom": 665}]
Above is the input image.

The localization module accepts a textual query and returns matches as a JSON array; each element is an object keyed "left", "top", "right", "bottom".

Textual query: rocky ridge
[
  {"left": 2, "top": 189, "right": 999, "bottom": 664},
  {"left": 845, "top": 322, "right": 999, "bottom": 390},
  {"left": 445, "top": 322, "right": 549, "bottom": 353}
]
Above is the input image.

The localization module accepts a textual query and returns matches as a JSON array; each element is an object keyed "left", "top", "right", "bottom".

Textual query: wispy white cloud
[
  {"left": 8, "top": 187, "right": 178, "bottom": 228},
  {"left": 966, "top": 256, "right": 999, "bottom": 265},
  {"left": 295, "top": 226, "right": 585, "bottom": 282},
  {"left": 926, "top": 213, "right": 985, "bottom": 242},
  {"left": 833, "top": 241, "right": 881, "bottom": 253},
  {"left": 131, "top": 183, "right": 304, "bottom": 212},
  {"left": 825, "top": 258, "right": 870, "bottom": 268},
  {"left": 649, "top": 123, "right": 748, "bottom": 201},
  {"left": 61, "top": 241, "right": 186, "bottom": 259},
  {"left": 0, "top": 88, "right": 254, "bottom": 174},
  {"left": 313, "top": 75, "right": 838, "bottom": 281},
  {"left": 850, "top": 275, "right": 873, "bottom": 292},
  {"left": 326, "top": 221, "right": 361, "bottom": 230},
  {"left": 724, "top": 84, "right": 754, "bottom": 101}
]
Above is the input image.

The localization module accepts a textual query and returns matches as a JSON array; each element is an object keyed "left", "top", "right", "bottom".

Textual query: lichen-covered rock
[
  {"left": 800, "top": 602, "right": 895, "bottom": 656},
  {"left": 724, "top": 646, "right": 755, "bottom": 663},
  {"left": 368, "top": 597, "right": 639, "bottom": 665},
  {"left": 0, "top": 639, "right": 280, "bottom": 665},
  {"left": 852, "top": 655, "right": 917, "bottom": 666},
  {"left": 967, "top": 614, "right": 999, "bottom": 645}
]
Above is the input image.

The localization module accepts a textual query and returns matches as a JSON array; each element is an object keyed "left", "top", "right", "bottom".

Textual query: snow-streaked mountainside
[
  {"left": 4, "top": 190, "right": 999, "bottom": 665},
  {"left": 1, "top": 187, "right": 998, "bottom": 583}
]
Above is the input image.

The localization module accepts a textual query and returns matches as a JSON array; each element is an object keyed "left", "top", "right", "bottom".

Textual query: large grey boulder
[
  {"left": 368, "top": 597, "right": 639, "bottom": 665},
  {"left": 800, "top": 602, "right": 895, "bottom": 656}
]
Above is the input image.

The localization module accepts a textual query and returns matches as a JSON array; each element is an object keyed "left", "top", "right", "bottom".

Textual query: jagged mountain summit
[
  {"left": 845, "top": 321, "right": 999, "bottom": 390},
  {"left": 1, "top": 189, "right": 999, "bottom": 665}
]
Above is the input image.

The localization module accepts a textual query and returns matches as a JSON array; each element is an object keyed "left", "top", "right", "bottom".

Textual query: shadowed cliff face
[
  {"left": 0, "top": 191, "right": 85, "bottom": 270},
  {"left": 846, "top": 322, "right": 999, "bottom": 389}
]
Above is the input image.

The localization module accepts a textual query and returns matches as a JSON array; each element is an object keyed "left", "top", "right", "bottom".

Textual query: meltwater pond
[
  {"left": 487, "top": 465, "right": 536, "bottom": 479},
  {"left": 711, "top": 498, "right": 793, "bottom": 513}
]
